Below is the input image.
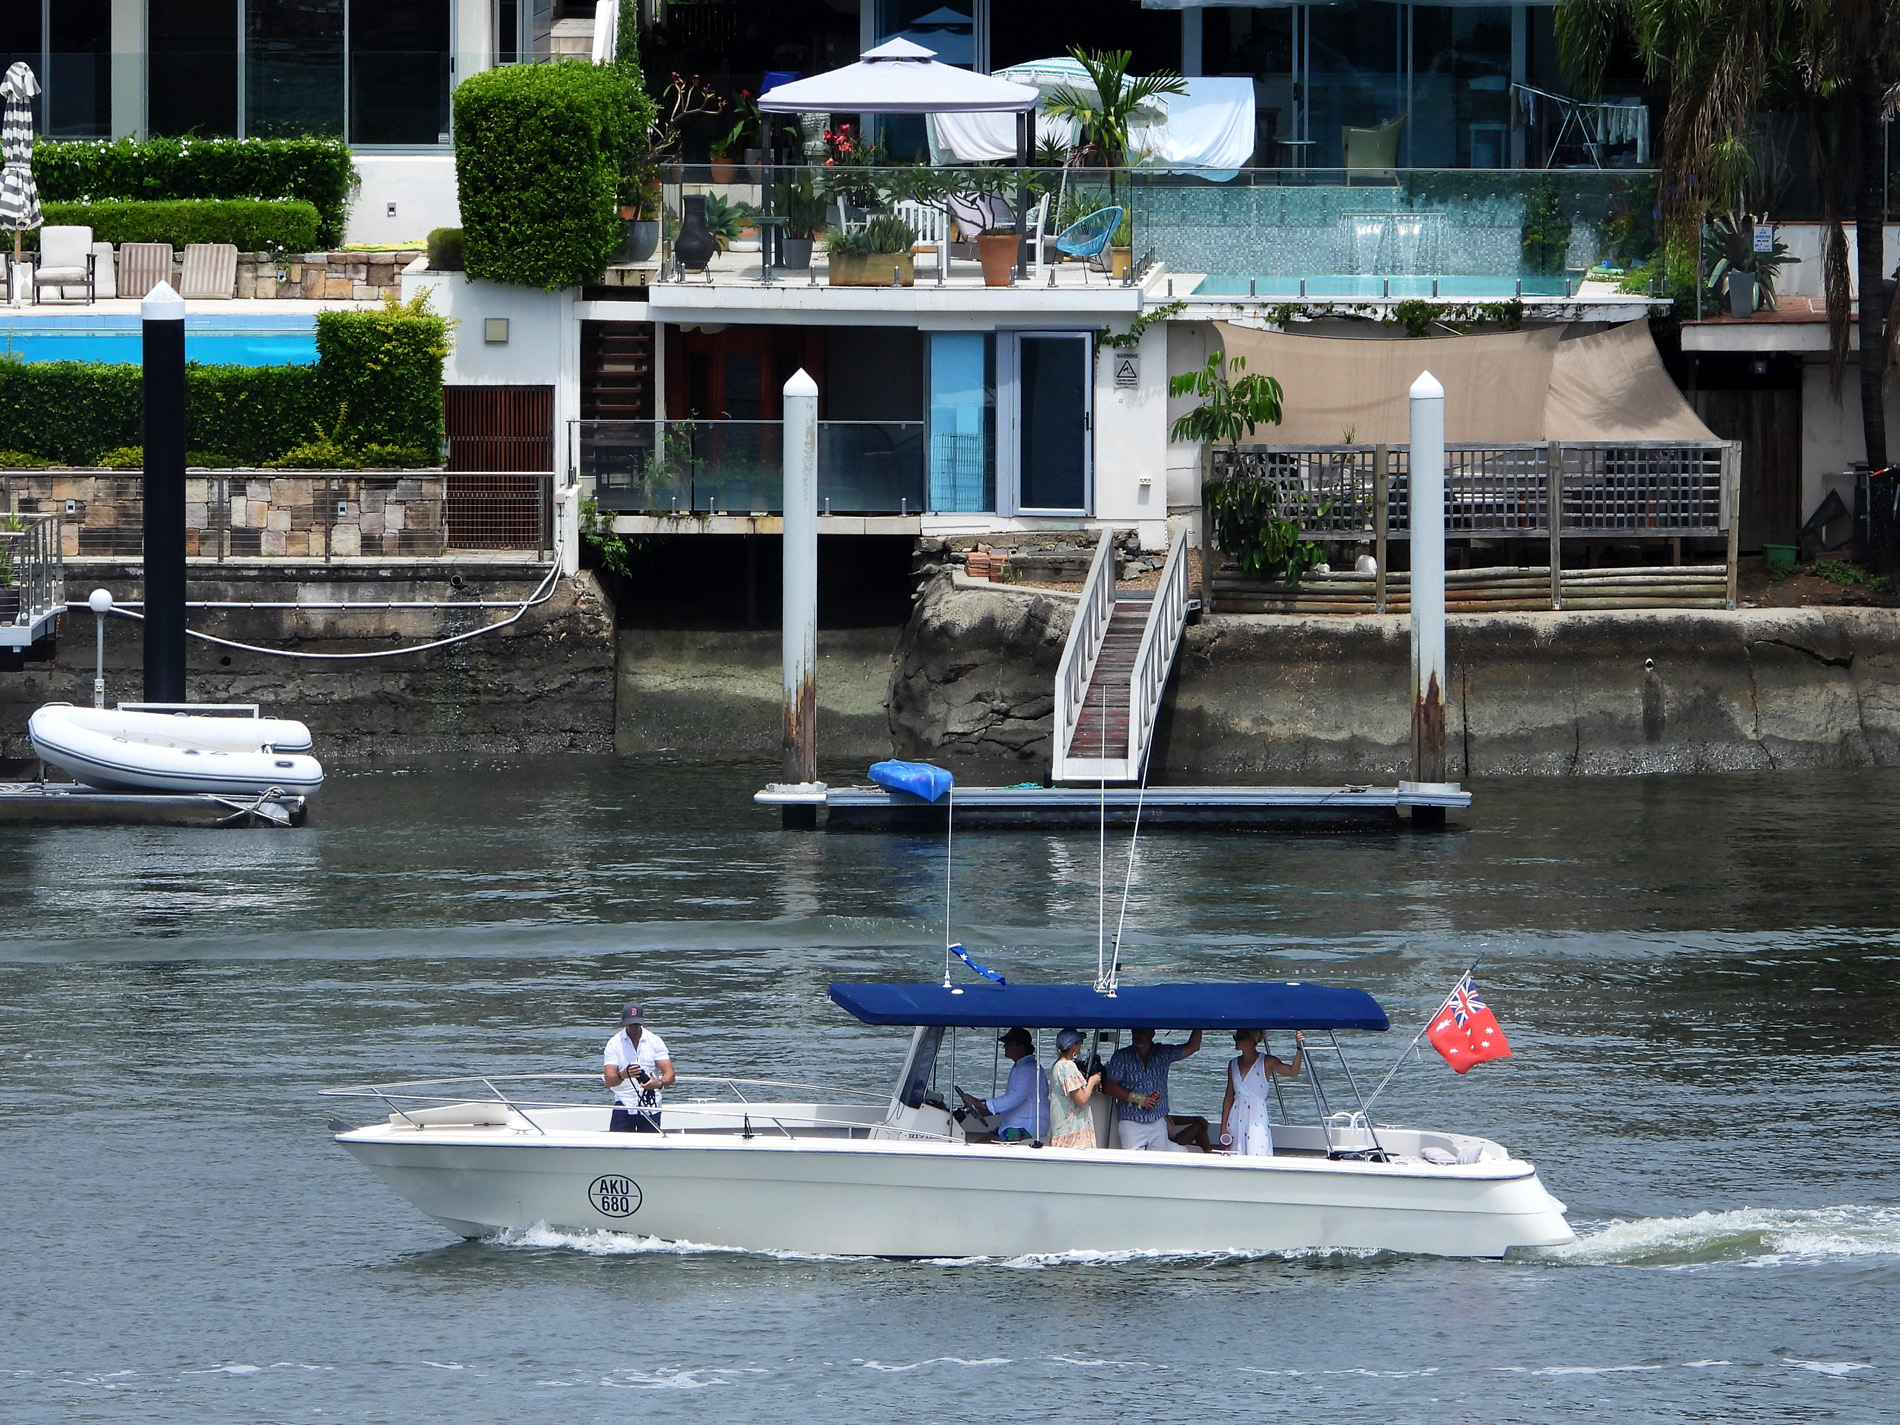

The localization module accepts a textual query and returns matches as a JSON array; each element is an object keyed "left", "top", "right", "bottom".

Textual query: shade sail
[
  {"left": 1209, "top": 321, "right": 1715, "bottom": 444},
  {"left": 830, "top": 981, "right": 1391, "bottom": 1032},
  {"left": 759, "top": 39, "right": 1038, "bottom": 115}
]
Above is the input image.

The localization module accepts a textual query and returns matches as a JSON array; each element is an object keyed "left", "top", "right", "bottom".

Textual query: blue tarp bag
[{"left": 868, "top": 760, "right": 954, "bottom": 803}]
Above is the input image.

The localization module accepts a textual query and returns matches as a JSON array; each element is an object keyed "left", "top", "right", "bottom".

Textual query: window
[
  {"left": 350, "top": 0, "right": 452, "bottom": 144},
  {"left": 49, "top": 0, "right": 110, "bottom": 138},
  {"left": 927, "top": 332, "right": 994, "bottom": 513},
  {"left": 247, "top": 0, "right": 344, "bottom": 138},
  {"left": 150, "top": 0, "right": 239, "bottom": 137}
]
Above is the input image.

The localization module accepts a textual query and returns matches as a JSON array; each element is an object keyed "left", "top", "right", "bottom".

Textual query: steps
[{"left": 1068, "top": 592, "right": 1152, "bottom": 760}]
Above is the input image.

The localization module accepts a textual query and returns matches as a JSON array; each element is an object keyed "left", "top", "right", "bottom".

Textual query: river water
[{"left": 4, "top": 758, "right": 1896, "bottom": 1422}]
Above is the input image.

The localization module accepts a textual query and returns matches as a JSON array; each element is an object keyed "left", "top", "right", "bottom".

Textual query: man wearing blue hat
[{"left": 603, "top": 1001, "right": 674, "bottom": 1133}]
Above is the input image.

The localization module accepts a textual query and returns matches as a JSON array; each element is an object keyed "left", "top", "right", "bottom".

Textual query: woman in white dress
[{"left": 1217, "top": 1028, "right": 1305, "bottom": 1157}]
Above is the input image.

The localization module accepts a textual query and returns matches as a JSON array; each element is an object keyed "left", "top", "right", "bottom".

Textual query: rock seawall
[
  {"left": 887, "top": 571, "right": 1074, "bottom": 764},
  {"left": 891, "top": 575, "right": 1900, "bottom": 777},
  {"left": 0, "top": 565, "right": 615, "bottom": 760}
]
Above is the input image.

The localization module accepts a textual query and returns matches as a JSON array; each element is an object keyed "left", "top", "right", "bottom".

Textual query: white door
[{"left": 1000, "top": 331, "right": 1093, "bottom": 516}]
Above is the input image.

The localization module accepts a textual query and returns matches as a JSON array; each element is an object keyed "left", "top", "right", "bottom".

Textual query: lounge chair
[
  {"left": 118, "top": 243, "right": 175, "bottom": 299},
  {"left": 31, "top": 226, "right": 96, "bottom": 304},
  {"left": 180, "top": 243, "right": 239, "bottom": 299},
  {"left": 90, "top": 241, "right": 116, "bottom": 299},
  {"left": 1343, "top": 114, "right": 1406, "bottom": 184}
]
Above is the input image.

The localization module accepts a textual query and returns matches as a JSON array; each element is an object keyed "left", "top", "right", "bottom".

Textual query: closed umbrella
[{"left": 0, "top": 62, "right": 43, "bottom": 279}]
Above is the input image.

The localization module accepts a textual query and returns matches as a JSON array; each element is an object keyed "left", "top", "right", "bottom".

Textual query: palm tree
[
  {"left": 1558, "top": 0, "right": 1900, "bottom": 468},
  {"left": 1044, "top": 47, "right": 1187, "bottom": 202}
]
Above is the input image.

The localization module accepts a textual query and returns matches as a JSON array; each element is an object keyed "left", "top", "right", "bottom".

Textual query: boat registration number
[{"left": 588, "top": 1174, "right": 643, "bottom": 1218}]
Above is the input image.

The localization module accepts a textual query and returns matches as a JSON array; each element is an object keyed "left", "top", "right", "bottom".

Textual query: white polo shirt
[{"left": 603, "top": 1028, "right": 671, "bottom": 1111}]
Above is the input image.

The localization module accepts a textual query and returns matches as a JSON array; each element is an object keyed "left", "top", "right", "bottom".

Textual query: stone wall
[
  {"left": 5, "top": 471, "right": 451, "bottom": 559},
  {"left": 0, "top": 563, "right": 615, "bottom": 761}
]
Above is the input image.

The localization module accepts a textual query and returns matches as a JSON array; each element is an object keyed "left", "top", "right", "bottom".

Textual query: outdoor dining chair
[
  {"left": 30, "top": 225, "right": 95, "bottom": 303},
  {"left": 1343, "top": 114, "right": 1406, "bottom": 184},
  {"left": 1053, "top": 206, "right": 1124, "bottom": 279},
  {"left": 890, "top": 198, "right": 950, "bottom": 277}
]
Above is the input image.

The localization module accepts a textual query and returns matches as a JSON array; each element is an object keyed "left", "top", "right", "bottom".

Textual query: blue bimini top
[
  {"left": 828, "top": 981, "right": 1389, "bottom": 1033},
  {"left": 867, "top": 760, "right": 954, "bottom": 802}
]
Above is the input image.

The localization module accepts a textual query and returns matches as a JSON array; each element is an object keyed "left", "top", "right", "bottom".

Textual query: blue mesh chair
[{"left": 1054, "top": 206, "right": 1124, "bottom": 279}]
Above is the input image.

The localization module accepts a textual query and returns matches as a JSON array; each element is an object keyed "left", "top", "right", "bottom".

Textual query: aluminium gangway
[{"left": 1050, "top": 527, "right": 1191, "bottom": 785}]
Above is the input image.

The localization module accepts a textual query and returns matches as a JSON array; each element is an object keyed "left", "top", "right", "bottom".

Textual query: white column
[
  {"left": 782, "top": 369, "right": 820, "bottom": 788},
  {"left": 1182, "top": 8, "right": 1204, "bottom": 77},
  {"left": 110, "top": 0, "right": 146, "bottom": 139},
  {"left": 1407, "top": 370, "right": 1448, "bottom": 791}
]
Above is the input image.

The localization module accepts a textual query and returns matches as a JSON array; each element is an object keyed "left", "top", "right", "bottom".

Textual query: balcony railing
[
  {"left": 0, "top": 511, "right": 64, "bottom": 648},
  {"left": 644, "top": 163, "right": 1660, "bottom": 290},
  {"left": 577, "top": 420, "right": 927, "bottom": 516},
  {"left": 1210, "top": 442, "right": 1731, "bottom": 541}
]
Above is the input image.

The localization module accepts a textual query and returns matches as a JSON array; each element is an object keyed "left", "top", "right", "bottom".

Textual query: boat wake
[
  {"left": 1537, "top": 1205, "right": 1900, "bottom": 1268},
  {"left": 490, "top": 1223, "right": 856, "bottom": 1262}
]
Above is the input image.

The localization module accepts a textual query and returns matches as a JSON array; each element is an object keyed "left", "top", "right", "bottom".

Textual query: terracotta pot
[
  {"left": 976, "top": 232, "right": 1017, "bottom": 287},
  {"left": 829, "top": 252, "right": 914, "bottom": 287},
  {"left": 710, "top": 159, "right": 740, "bottom": 183},
  {"left": 1110, "top": 246, "right": 1132, "bottom": 280}
]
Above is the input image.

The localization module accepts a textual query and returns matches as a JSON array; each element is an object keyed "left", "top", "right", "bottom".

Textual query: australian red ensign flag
[{"left": 1426, "top": 973, "right": 1512, "bottom": 1074}]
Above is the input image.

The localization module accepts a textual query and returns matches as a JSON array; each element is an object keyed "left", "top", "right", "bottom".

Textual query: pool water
[
  {"left": 0, "top": 314, "right": 317, "bottom": 366},
  {"left": 1193, "top": 274, "right": 1574, "bottom": 299}
]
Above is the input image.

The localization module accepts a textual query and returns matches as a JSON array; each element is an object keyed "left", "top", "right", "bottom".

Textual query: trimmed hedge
[
  {"left": 36, "top": 199, "right": 321, "bottom": 254},
  {"left": 32, "top": 136, "right": 358, "bottom": 247},
  {"left": 453, "top": 61, "right": 639, "bottom": 289},
  {"left": 0, "top": 300, "right": 449, "bottom": 466}
]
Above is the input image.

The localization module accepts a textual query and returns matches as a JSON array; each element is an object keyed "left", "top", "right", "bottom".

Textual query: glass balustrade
[{"left": 578, "top": 421, "right": 927, "bottom": 516}]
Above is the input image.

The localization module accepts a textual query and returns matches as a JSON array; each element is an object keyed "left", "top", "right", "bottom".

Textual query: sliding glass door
[{"left": 1001, "top": 332, "right": 1092, "bottom": 516}]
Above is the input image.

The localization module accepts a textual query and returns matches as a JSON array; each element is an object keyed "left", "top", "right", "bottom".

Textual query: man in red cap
[{"left": 603, "top": 1001, "right": 675, "bottom": 1133}]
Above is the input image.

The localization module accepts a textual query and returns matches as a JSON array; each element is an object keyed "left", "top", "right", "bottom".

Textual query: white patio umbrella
[
  {"left": 0, "top": 62, "right": 43, "bottom": 268},
  {"left": 757, "top": 38, "right": 1037, "bottom": 117}
]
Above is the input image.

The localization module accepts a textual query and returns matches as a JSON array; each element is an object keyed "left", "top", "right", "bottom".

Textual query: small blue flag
[{"left": 949, "top": 942, "right": 1006, "bottom": 985}]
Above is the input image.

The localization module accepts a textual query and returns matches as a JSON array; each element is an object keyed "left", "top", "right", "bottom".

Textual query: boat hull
[
  {"left": 29, "top": 705, "right": 324, "bottom": 796},
  {"left": 336, "top": 1128, "right": 1574, "bottom": 1259}
]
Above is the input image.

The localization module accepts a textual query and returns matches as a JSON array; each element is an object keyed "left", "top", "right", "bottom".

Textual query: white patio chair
[
  {"left": 1025, "top": 192, "right": 1052, "bottom": 280},
  {"left": 891, "top": 198, "right": 950, "bottom": 277},
  {"left": 32, "top": 225, "right": 96, "bottom": 304}
]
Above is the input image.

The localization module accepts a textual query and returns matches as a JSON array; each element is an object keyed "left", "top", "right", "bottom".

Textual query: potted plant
[
  {"left": 773, "top": 172, "right": 827, "bottom": 270},
  {"left": 976, "top": 225, "right": 1018, "bottom": 286},
  {"left": 1044, "top": 46, "right": 1187, "bottom": 203},
  {"left": 1109, "top": 210, "right": 1133, "bottom": 280},
  {"left": 1705, "top": 211, "right": 1796, "bottom": 319},
  {"left": 709, "top": 122, "right": 742, "bottom": 183},
  {"left": 826, "top": 215, "right": 918, "bottom": 286},
  {"left": 617, "top": 171, "right": 662, "bottom": 263},
  {"left": 700, "top": 192, "right": 752, "bottom": 251}
]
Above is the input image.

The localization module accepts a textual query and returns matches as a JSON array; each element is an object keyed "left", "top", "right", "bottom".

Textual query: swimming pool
[
  {"left": 0, "top": 313, "right": 318, "bottom": 365},
  {"left": 1192, "top": 274, "right": 1574, "bottom": 299}
]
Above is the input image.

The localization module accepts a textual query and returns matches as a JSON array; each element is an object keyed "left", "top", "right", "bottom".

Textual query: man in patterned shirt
[{"left": 1104, "top": 1026, "right": 1207, "bottom": 1151}]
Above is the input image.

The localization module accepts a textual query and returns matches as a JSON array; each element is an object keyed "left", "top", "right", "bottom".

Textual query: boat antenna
[
  {"left": 1104, "top": 735, "right": 1153, "bottom": 996},
  {"left": 1362, "top": 953, "right": 1484, "bottom": 1113},
  {"left": 942, "top": 781, "right": 955, "bottom": 988}
]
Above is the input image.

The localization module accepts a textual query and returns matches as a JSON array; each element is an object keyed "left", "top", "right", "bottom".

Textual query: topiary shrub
[
  {"left": 37, "top": 199, "right": 320, "bottom": 253},
  {"left": 452, "top": 60, "right": 640, "bottom": 289},
  {"left": 33, "top": 136, "right": 358, "bottom": 247},
  {"left": 314, "top": 294, "right": 451, "bottom": 455},
  {"left": 426, "top": 226, "right": 464, "bottom": 271}
]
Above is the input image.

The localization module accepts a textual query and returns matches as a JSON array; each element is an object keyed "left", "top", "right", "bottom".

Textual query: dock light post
[
  {"left": 141, "top": 281, "right": 187, "bottom": 703},
  {"left": 1405, "top": 370, "right": 1453, "bottom": 828},
  {"left": 781, "top": 368, "right": 820, "bottom": 828},
  {"left": 88, "top": 588, "right": 112, "bottom": 708}
]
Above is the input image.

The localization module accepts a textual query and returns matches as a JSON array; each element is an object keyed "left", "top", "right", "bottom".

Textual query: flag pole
[{"left": 1362, "top": 955, "right": 1482, "bottom": 1114}]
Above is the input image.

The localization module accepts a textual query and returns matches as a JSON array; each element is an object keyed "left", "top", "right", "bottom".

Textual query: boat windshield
[{"left": 894, "top": 1025, "right": 945, "bottom": 1108}]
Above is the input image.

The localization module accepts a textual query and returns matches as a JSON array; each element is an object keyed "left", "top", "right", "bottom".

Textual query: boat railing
[{"left": 320, "top": 1072, "right": 939, "bottom": 1142}]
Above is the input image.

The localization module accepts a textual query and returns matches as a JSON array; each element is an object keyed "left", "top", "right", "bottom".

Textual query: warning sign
[{"left": 1113, "top": 354, "right": 1140, "bottom": 388}]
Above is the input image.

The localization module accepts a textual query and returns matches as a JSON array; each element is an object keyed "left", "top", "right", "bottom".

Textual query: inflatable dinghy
[{"left": 28, "top": 704, "right": 325, "bottom": 796}]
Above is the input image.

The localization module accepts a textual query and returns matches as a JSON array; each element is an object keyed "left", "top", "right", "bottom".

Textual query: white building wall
[
  {"left": 1799, "top": 356, "right": 1900, "bottom": 519},
  {"left": 347, "top": 155, "right": 462, "bottom": 248},
  {"left": 1092, "top": 322, "right": 1172, "bottom": 551},
  {"left": 403, "top": 265, "right": 586, "bottom": 572}
]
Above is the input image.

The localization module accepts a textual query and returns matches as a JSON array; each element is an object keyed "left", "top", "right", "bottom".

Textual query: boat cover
[
  {"left": 829, "top": 981, "right": 1389, "bottom": 1032},
  {"left": 867, "top": 760, "right": 954, "bottom": 803}
]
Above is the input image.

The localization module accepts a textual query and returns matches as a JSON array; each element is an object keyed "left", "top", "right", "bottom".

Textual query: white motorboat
[
  {"left": 28, "top": 702, "right": 325, "bottom": 796},
  {"left": 326, "top": 980, "right": 1574, "bottom": 1259}
]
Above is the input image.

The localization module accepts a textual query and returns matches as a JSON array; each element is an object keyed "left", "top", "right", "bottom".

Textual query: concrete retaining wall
[{"left": 0, "top": 563, "right": 614, "bottom": 761}]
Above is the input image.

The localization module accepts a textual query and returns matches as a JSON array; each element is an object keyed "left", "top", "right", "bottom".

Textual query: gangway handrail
[
  {"left": 1123, "top": 526, "right": 1190, "bottom": 783},
  {"left": 1050, "top": 529, "right": 1118, "bottom": 782}
]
